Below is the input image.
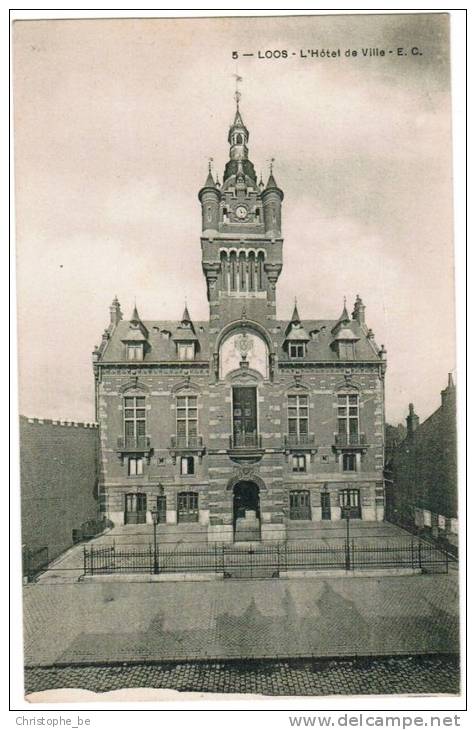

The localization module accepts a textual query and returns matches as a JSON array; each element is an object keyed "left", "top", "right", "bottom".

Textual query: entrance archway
[{"left": 233, "top": 480, "right": 260, "bottom": 528}]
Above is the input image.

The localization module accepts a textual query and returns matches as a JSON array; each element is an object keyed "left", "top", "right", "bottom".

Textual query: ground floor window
[
  {"left": 177, "top": 491, "right": 199, "bottom": 523},
  {"left": 124, "top": 492, "right": 147, "bottom": 524},
  {"left": 339, "top": 489, "right": 361, "bottom": 518},
  {"left": 289, "top": 490, "right": 311, "bottom": 520}
]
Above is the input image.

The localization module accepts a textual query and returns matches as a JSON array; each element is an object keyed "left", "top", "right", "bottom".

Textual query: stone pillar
[{"left": 166, "top": 509, "right": 177, "bottom": 524}]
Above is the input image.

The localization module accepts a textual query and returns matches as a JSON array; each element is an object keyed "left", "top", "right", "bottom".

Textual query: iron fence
[{"left": 83, "top": 539, "right": 449, "bottom": 577}]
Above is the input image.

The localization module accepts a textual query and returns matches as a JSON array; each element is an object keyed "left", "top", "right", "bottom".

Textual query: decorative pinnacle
[
  {"left": 269, "top": 157, "right": 275, "bottom": 174},
  {"left": 208, "top": 157, "right": 213, "bottom": 173}
]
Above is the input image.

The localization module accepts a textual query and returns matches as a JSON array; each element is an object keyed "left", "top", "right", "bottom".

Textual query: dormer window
[
  {"left": 127, "top": 344, "right": 143, "bottom": 361},
  {"left": 178, "top": 343, "right": 195, "bottom": 361},
  {"left": 289, "top": 343, "right": 306, "bottom": 359}
]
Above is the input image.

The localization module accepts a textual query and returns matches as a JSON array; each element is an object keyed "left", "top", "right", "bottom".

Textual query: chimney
[
  {"left": 109, "top": 296, "right": 123, "bottom": 327},
  {"left": 406, "top": 403, "right": 420, "bottom": 438},
  {"left": 352, "top": 294, "right": 366, "bottom": 325},
  {"left": 441, "top": 372, "right": 456, "bottom": 408}
]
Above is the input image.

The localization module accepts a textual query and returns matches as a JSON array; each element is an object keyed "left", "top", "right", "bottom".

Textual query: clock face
[{"left": 235, "top": 205, "right": 248, "bottom": 220}]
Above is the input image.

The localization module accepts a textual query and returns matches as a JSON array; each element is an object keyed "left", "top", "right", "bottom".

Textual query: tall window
[
  {"left": 339, "top": 489, "right": 361, "bottom": 516},
  {"left": 337, "top": 393, "right": 359, "bottom": 438},
  {"left": 124, "top": 396, "right": 146, "bottom": 446},
  {"left": 176, "top": 395, "right": 198, "bottom": 446},
  {"left": 177, "top": 492, "right": 199, "bottom": 523},
  {"left": 290, "top": 490, "right": 311, "bottom": 520},
  {"left": 288, "top": 394, "right": 309, "bottom": 442}
]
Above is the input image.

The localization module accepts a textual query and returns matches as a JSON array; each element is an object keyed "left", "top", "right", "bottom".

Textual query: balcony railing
[
  {"left": 170, "top": 435, "right": 204, "bottom": 449},
  {"left": 334, "top": 433, "right": 367, "bottom": 448},
  {"left": 284, "top": 434, "right": 316, "bottom": 448},
  {"left": 229, "top": 433, "right": 262, "bottom": 449},
  {"left": 117, "top": 435, "right": 151, "bottom": 450}
]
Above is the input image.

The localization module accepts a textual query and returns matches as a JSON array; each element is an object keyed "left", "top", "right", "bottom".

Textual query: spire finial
[
  {"left": 269, "top": 157, "right": 275, "bottom": 174},
  {"left": 208, "top": 157, "right": 213, "bottom": 173}
]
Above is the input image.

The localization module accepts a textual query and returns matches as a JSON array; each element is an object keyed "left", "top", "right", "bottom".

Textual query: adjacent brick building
[
  {"left": 20, "top": 416, "right": 100, "bottom": 561},
  {"left": 385, "top": 374, "right": 458, "bottom": 542},
  {"left": 93, "top": 97, "right": 387, "bottom": 542}
]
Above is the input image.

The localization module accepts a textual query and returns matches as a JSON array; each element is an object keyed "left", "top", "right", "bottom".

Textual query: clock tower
[{"left": 199, "top": 93, "right": 284, "bottom": 330}]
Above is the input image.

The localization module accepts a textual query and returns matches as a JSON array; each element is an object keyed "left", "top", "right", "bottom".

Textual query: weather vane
[{"left": 233, "top": 73, "right": 243, "bottom": 106}]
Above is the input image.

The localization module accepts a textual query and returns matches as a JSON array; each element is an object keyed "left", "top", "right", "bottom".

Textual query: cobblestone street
[{"left": 25, "top": 654, "right": 459, "bottom": 697}]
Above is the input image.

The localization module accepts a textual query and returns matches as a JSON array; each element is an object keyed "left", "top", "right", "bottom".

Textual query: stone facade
[
  {"left": 385, "top": 375, "right": 457, "bottom": 542},
  {"left": 20, "top": 416, "right": 100, "bottom": 560},
  {"left": 94, "top": 99, "right": 387, "bottom": 542}
]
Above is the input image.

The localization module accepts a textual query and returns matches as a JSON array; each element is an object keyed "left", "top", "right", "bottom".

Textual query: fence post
[
  {"left": 222, "top": 543, "right": 225, "bottom": 577},
  {"left": 26, "top": 549, "right": 31, "bottom": 583},
  {"left": 445, "top": 546, "right": 449, "bottom": 574},
  {"left": 83, "top": 546, "right": 87, "bottom": 575},
  {"left": 411, "top": 539, "right": 414, "bottom": 569},
  {"left": 277, "top": 543, "right": 280, "bottom": 575},
  {"left": 418, "top": 541, "right": 422, "bottom": 569},
  {"left": 351, "top": 539, "right": 355, "bottom": 571},
  {"left": 149, "top": 544, "right": 153, "bottom": 574}
]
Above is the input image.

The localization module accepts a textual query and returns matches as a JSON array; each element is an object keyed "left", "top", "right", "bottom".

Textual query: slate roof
[{"left": 99, "top": 317, "right": 381, "bottom": 363}]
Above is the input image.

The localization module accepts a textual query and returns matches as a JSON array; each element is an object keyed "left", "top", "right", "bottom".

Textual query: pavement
[
  {"left": 35, "top": 521, "right": 436, "bottom": 584},
  {"left": 23, "top": 571, "right": 459, "bottom": 667},
  {"left": 25, "top": 654, "right": 460, "bottom": 698}
]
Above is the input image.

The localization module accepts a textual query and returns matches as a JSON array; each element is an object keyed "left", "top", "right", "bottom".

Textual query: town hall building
[{"left": 93, "top": 96, "right": 387, "bottom": 542}]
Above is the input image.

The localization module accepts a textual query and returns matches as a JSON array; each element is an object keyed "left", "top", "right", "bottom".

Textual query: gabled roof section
[
  {"left": 284, "top": 301, "right": 309, "bottom": 342},
  {"left": 100, "top": 320, "right": 210, "bottom": 362},
  {"left": 121, "top": 304, "right": 149, "bottom": 341}
]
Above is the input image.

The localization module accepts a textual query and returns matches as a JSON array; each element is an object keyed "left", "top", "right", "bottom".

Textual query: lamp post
[
  {"left": 151, "top": 508, "right": 159, "bottom": 574},
  {"left": 341, "top": 505, "right": 351, "bottom": 570}
]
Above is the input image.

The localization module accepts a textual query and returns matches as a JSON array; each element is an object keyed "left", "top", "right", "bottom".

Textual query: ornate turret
[
  {"left": 198, "top": 160, "right": 221, "bottom": 232},
  {"left": 262, "top": 161, "right": 283, "bottom": 237}
]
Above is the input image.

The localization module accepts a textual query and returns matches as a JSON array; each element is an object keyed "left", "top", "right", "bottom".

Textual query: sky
[{"left": 13, "top": 13, "right": 455, "bottom": 425}]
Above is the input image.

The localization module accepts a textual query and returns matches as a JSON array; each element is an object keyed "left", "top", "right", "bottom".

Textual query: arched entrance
[{"left": 233, "top": 481, "right": 261, "bottom": 541}]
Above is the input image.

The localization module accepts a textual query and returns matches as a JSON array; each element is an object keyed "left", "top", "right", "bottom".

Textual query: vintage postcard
[{"left": 12, "top": 12, "right": 461, "bottom": 704}]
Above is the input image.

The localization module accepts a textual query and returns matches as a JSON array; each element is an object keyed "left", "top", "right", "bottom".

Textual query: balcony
[
  {"left": 334, "top": 433, "right": 368, "bottom": 450},
  {"left": 284, "top": 434, "right": 316, "bottom": 449},
  {"left": 117, "top": 435, "right": 151, "bottom": 451},
  {"left": 170, "top": 435, "right": 204, "bottom": 450},
  {"left": 169, "top": 435, "right": 205, "bottom": 463},
  {"left": 116, "top": 435, "right": 152, "bottom": 461},
  {"left": 227, "top": 433, "right": 264, "bottom": 463}
]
